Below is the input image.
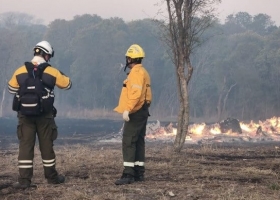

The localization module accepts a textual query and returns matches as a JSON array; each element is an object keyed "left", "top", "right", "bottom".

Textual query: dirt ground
[{"left": 1, "top": 141, "right": 280, "bottom": 200}]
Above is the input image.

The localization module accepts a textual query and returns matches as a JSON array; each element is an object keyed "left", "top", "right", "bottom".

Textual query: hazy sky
[{"left": 0, "top": 0, "right": 280, "bottom": 25}]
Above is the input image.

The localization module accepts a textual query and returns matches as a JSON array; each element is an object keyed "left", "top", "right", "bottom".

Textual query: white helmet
[{"left": 33, "top": 41, "right": 54, "bottom": 58}]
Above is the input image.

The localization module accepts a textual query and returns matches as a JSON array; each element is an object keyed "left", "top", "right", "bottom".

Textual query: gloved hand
[{"left": 123, "top": 110, "right": 130, "bottom": 121}]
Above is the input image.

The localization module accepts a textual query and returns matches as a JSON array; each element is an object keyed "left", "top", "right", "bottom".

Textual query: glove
[{"left": 123, "top": 110, "right": 130, "bottom": 121}]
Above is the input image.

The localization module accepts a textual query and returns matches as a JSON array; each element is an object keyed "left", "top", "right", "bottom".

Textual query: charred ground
[{"left": 0, "top": 118, "right": 280, "bottom": 200}]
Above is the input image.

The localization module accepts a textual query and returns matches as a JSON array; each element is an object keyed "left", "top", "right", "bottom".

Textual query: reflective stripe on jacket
[{"left": 114, "top": 64, "right": 152, "bottom": 114}]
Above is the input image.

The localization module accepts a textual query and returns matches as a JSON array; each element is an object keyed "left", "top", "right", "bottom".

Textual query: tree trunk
[
  {"left": 217, "top": 76, "right": 226, "bottom": 121},
  {"left": 174, "top": 59, "right": 191, "bottom": 152},
  {"left": 222, "top": 82, "right": 237, "bottom": 119},
  {"left": 217, "top": 93, "right": 223, "bottom": 121}
]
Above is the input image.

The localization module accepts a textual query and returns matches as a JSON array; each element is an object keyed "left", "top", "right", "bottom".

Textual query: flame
[
  {"left": 189, "top": 123, "right": 206, "bottom": 135},
  {"left": 146, "top": 117, "right": 280, "bottom": 143},
  {"left": 210, "top": 125, "right": 221, "bottom": 135}
]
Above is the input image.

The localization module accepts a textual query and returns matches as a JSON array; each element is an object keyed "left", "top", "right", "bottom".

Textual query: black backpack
[{"left": 13, "top": 62, "right": 54, "bottom": 116}]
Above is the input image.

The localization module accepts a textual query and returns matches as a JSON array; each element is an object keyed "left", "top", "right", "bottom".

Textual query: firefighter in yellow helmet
[{"left": 114, "top": 44, "right": 152, "bottom": 185}]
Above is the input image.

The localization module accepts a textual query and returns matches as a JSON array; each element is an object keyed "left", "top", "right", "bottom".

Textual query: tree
[
  {"left": 251, "top": 13, "right": 277, "bottom": 35},
  {"left": 0, "top": 17, "right": 46, "bottom": 116},
  {"left": 223, "top": 12, "right": 277, "bottom": 36},
  {"left": 226, "top": 12, "right": 252, "bottom": 29},
  {"left": 163, "top": 0, "right": 221, "bottom": 152},
  {"left": 0, "top": 12, "right": 43, "bottom": 26}
]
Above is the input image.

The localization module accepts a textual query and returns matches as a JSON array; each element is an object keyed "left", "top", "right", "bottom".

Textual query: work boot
[
  {"left": 12, "top": 182, "right": 35, "bottom": 189},
  {"left": 115, "top": 174, "right": 135, "bottom": 185},
  {"left": 135, "top": 174, "right": 145, "bottom": 182},
  {"left": 13, "top": 182, "right": 30, "bottom": 189},
  {"left": 47, "top": 175, "right": 65, "bottom": 184},
  {"left": 134, "top": 166, "right": 145, "bottom": 182}
]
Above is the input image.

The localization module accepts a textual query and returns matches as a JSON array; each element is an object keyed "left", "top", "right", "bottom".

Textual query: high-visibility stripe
[
  {"left": 18, "top": 160, "right": 33, "bottom": 163},
  {"left": 42, "top": 89, "right": 55, "bottom": 99},
  {"left": 8, "top": 85, "right": 18, "bottom": 93},
  {"left": 42, "top": 93, "right": 49, "bottom": 99},
  {"left": 123, "top": 162, "right": 134, "bottom": 167},
  {"left": 42, "top": 158, "right": 55, "bottom": 167},
  {"left": 131, "top": 84, "right": 142, "bottom": 89},
  {"left": 21, "top": 103, "right": 38, "bottom": 107},
  {"left": 45, "top": 87, "right": 50, "bottom": 92},
  {"left": 42, "top": 159, "right": 55, "bottom": 163},
  {"left": 65, "top": 81, "right": 72, "bottom": 90},
  {"left": 18, "top": 165, "right": 33, "bottom": 168},
  {"left": 134, "top": 161, "right": 144, "bottom": 166},
  {"left": 43, "top": 163, "right": 55, "bottom": 167},
  {"left": 8, "top": 89, "right": 17, "bottom": 94}
]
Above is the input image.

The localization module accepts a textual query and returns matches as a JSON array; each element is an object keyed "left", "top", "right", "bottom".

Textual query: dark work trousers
[
  {"left": 16, "top": 111, "right": 58, "bottom": 184},
  {"left": 122, "top": 103, "right": 149, "bottom": 176}
]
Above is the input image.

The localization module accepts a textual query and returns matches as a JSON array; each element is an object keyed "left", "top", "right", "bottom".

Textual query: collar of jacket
[
  {"left": 131, "top": 64, "right": 142, "bottom": 70},
  {"left": 31, "top": 56, "right": 46, "bottom": 66}
]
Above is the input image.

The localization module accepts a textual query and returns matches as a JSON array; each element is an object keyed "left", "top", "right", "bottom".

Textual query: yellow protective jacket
[
  {"left": 114, "top": 64, "right": 152, "bottom": 114},
  {"left": 8, "top": 62, "right": 71, "bottom": 94}
]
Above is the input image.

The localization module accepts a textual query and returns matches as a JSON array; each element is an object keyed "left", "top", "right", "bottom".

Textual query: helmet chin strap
[
  {"left": 124, "top": 58, "right": 133, "bottom": 72},
  {"left": 43, "top": 55, "right": 50, "bottom": 62},
  {"left": 124, "top": 63, "right": 130, "bottom": 72}
]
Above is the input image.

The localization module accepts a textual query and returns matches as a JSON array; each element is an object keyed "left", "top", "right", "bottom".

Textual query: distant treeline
[{"left": 0, "top": 11, "right": 279, "bottom": 122}]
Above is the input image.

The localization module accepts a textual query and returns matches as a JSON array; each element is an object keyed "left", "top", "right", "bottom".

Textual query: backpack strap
[
  {"left": 24, "top": 62, "right": 50, "bottom": 78},
  {"left": 37, "top": 63, "right": 49, "bottom": 79},
  {"left": 24, "top": 62, "right": 35, "bottom": 78}
]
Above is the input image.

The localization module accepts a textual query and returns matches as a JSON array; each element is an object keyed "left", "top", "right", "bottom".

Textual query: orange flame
[{"left": 146, "top": 117, "right": 280, "bottom": 143}]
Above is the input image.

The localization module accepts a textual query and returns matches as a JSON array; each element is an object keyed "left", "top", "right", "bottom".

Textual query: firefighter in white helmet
[
  {"left": 114, "top": 44, "right": 152, "bottom": 185},
  {"left": 8, "top": 40, "right": 72, "bottom": 189}
]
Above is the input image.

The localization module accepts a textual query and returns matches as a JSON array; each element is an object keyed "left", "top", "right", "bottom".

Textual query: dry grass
[{"left": 1, "top": 142, "right": 280, "bottom": 200}]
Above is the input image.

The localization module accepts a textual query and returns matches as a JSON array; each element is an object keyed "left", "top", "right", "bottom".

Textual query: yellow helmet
[{"left": 125, "top": 44, "right": 145, "bottom": 59}]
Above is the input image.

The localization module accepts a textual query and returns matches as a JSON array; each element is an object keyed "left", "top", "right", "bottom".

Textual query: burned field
[
  {"left": 1, "top": 118, "right": 280, "bottom": 199},
  {"left": 1, "top": 142, "right": 280, "bottom": 199}
]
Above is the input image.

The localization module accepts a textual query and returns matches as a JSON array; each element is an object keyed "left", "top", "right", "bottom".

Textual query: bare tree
[
  {"left": 216, "top": 76, "right": 237, "bottom": 121},
  {"left": 162, "top": 0, "right": 221, "bottom": 152}
]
